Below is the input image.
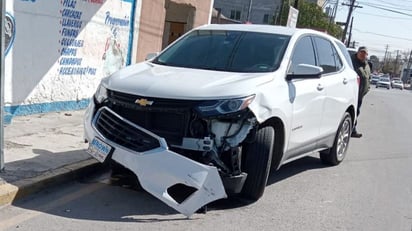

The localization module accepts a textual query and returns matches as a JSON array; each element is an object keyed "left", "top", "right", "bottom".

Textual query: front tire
[
  {"left": 320, "top": 112, "right": 352, "bottom": 166},
  {"left": 241, "top": 126, "right": 274, "bottom": 200}
]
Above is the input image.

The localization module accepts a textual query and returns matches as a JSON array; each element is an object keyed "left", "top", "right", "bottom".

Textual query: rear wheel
[
  {"left": 241, "top": 126, "right": 274, "bottom": 200},
  {"left": 320, "top": 112, "right": 352, "bottom": 166}
]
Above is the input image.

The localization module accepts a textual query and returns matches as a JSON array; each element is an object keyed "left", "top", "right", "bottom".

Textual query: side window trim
[
  {"left": 312, "top": 35, "right": 340, "bottom": 75},
  {"left": 289, "top": 35, "right": 317, "bottom": 74},
  {"left": 330, "top": 41, "right": 344, "bottom": 72}
]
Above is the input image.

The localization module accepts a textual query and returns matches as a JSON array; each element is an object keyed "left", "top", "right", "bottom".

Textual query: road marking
[{"left": 0, "top": 182, "right": 105, "bottom": 230}]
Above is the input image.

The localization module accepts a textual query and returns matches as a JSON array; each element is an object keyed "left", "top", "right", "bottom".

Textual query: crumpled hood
[{"left": 105, "top": 62, "right": 274, "bottom": 99}]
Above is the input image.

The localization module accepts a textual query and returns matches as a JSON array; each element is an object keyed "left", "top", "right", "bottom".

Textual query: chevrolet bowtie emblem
[{"left": 135, "top": 98, "right": 154, "bottom": 106}]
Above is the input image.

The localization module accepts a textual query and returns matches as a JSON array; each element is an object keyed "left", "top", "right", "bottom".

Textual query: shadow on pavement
[
  {"left": 0, "top": 149, "right": 90, "bottom": 183},
  {"left": 9, "top": 155, "right": 329, "bottom": 222},
  {"left": 267, "top": 155, "right": 327, "bottom": 185}
]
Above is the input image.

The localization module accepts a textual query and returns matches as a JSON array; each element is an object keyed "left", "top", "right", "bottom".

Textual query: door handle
[
  {"left": 317, "top": 84, "right": 324, "bottom": 91},
  {"left": 343, "top": 78, "right": 348, "bottom": 84}
]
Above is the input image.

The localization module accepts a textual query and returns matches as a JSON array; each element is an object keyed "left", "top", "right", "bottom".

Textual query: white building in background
[
  {"left": 3, "top": 0, "right": 213, "bottom": 123},
  {"left": 4, "top": 0, "right": 137, "bottom": 123}
]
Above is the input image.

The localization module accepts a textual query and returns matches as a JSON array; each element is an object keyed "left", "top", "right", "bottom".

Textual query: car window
[
  {"left": 313, "top": 36, "right": 341, "bottom": 74},
  {"left": 154, "top": 30, "right": 291, "bottom": 73},
  {"left": 335, "top": 41, "right": 354, "bottom": 69},
  {"left": 289, "top": 36, "right": 316, "bottom": 73}
]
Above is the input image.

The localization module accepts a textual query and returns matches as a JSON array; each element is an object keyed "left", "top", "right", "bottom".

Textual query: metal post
[
  {"left": 246, "top": 0, "right": 253, "bottom": 22},
  {"left": 346, "top": 16, "right": 354, "bottom": 47},
  {"left": 406, "top": 51, "right": 412, "bottom": 84},
  {"left": 1, "top": 0, "right": 5, "bottom": 171},
  {"left": 293, "top": 0, "right": 298, "bottom": 8},
  {"left": 278, "top": 0, "right": 285, "bottom": 25},
  {"left": 341, "top": 0, "right": 357, "bottom": 43}
]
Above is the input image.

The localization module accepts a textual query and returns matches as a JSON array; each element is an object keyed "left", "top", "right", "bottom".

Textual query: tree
[
  {"left": 278, "top": 0, "right": 343, "bottom": 39},
  {"left": 369, "top": 55, "right": 380, "bottom": 72}
]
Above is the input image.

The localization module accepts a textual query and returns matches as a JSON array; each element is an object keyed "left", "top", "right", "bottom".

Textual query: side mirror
[
  {"left": 286, "top": 64, "right": 323, "bottom": 81},
  {"left": 145, "top": 52, "right": 159, "bottom": 61}
]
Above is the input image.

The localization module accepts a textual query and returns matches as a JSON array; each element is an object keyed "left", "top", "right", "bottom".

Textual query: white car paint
[
  {"left": 84, "top": 24, "right": 359, "bottom": 217},
  {"left": 84, "top": 104, "right": 227, "bottom": 217}
]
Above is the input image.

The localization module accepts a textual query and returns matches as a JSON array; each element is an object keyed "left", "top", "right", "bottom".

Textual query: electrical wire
[
  {"left": 372, "top": 0, "right": 412, "bottom": 8},
  {"left": 357, "top": 2, "right": 412, "bottom": 16},
  {"left": 352, "top": 29, "right": 412, "bottom": 42},
  {"left": 358, "top": 1, "right": 412, "bottom": 12},
  {"left": 354, "top": 11, "right": 411, "bottom": 20}
]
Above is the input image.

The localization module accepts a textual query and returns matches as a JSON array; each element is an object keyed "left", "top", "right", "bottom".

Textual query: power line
[
  {"left": 359, "top": 2, "right": 412, "bottom": 17},
  {"left": 373, "top": 0, "right": 412, "bottom": 8},
  {"left": 352, "top": 28, "right": 412, "bottom": 42},
  {"left": 358, "top": 1, "right": 412, "bottom": 12},
  {"left": 355, "top": 11, "right": 411, "bottom": 20}
]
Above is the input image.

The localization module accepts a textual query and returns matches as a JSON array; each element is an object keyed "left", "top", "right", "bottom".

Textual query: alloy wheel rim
[{"left": 336, "top": 119, "right": 350, "bottom": 159}]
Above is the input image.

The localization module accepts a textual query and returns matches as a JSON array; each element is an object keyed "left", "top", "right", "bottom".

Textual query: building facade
[
  {"left": 213, "top": 0, "right": 282, "bottom": 24},
  {"left": 3, "top": 0, "right": 213, "bottom": 123},
  {"left": 213, "top": 0, "right": 325, "bottom": 25},
  {"left": 135, "top": 0, "right": 213, "bottom": 62}
]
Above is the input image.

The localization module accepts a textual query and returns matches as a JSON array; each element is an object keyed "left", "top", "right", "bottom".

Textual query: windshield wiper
[{"left": 152, "top": 59, "right": 168, "bottom": 66}]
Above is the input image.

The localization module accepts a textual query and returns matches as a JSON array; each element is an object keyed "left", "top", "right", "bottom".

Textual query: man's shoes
[{"left": 351, "top": 132, "right": 363, "bottom": 138}]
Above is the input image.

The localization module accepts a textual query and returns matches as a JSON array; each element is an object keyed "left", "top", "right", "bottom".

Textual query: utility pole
[
  {"left": 246, "top": 0, "right": 253, "bottom": 22},
  {"left": 406, "top": 50, "right": 412, "bottom": 83},
  {"left": 330, "top": 0, "right": 340, "bottom": 23},
  {"left": 383, "top": 44, "right": 389, "bottom": 70},
  {"left": 394, "top": 50, "right": 400, "bottom": 77},
  {"left": 341, "top": 0, "right": 362, "bottom": 44},
  {"left": 346, "top": 16, "right": 354, "bottom": 47},
  {"left": 278, "top": 0, "right": 284, "bottom": 25},
  {"left": 1, "top": 0, "right": 5, "bottom": 171}
]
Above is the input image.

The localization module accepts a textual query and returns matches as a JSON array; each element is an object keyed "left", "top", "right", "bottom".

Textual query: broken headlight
[
  {"left": 196, "top": 95, "right": 255, "bottom": 117},
  {"left": 94, "top": 84, "right": 108, "bottom": 104}
]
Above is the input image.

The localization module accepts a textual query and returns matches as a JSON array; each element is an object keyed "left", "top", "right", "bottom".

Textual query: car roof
[
  {"left": 347, "top": 48, "right": 357, "bottom": 56},
  {"left": 197, "top": 24, "right": 331, "bottom": 37}
]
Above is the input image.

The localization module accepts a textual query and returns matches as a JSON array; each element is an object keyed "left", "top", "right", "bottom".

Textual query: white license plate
[{"left": 87, "top": 137, "right": 113, "bottom": 163}]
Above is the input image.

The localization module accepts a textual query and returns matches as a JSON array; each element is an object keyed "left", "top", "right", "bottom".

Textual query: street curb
[{"left": 0, "top": 158, "right": 105, "bottom": 207}]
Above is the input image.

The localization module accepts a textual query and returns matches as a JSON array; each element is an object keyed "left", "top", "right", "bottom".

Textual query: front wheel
[
  {"left": 320, "top": 112, "right": 352, "bottom": 166},
  {"left": 240, "top": 126, "right": 274, "bottom": 200}
]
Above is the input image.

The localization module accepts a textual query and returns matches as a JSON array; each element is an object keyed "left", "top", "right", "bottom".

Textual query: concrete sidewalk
[{"left": 0, "top": 110, "right": 104, "bottom": 206}]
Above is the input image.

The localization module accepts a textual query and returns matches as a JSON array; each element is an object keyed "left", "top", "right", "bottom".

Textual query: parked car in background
[
  {"left": 370, "top": 74, "right": 380, "bottom": 85},
  {"left": 347, "top": 47, "right": 357, "bottom": 56},
  {"left": 376, "top": 77, "right": 391, "bottom": 89},
  {"left": 391, "top": 78, "right": 401, "bottom": 87},
  {"left": 392, "top": 79, "right": 404, "bottom": 90},
  {"left": 84, "top": 24, "right": 359, "bottom": 217}
]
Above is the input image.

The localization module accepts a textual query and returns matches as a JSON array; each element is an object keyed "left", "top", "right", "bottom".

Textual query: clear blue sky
[{"left": 331, "top": 0, "right": 412, "bottom": 59}]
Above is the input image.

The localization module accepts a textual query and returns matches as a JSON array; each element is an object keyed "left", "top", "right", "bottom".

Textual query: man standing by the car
[{"left": 351, "top": 46, "right": 371, "bottom": 138}]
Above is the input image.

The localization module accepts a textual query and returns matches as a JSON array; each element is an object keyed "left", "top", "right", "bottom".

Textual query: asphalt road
[{"left": 1, "top": 87, "right": 411, "bottom": 231}]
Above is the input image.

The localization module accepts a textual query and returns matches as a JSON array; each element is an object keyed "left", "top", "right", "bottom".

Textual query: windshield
[{"left": 153, "top": 30, "right": 291, "bottom": 73}]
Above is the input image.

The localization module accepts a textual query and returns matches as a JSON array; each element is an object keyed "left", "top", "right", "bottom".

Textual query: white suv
[{"left": 84, "top": 24, "right": 358, "bottom": 217}]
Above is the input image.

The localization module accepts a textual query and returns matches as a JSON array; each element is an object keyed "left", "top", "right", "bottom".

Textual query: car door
[
  {"left": 312, "top": 36, "right": 356, "bottom": 148},
  {"left": 285, "top": 35, "right": 325, "bottom": 158}
]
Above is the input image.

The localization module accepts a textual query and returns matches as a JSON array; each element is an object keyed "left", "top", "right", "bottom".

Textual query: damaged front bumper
[{"left": 84, "top": 103, "right": 227, "bottom": 217}]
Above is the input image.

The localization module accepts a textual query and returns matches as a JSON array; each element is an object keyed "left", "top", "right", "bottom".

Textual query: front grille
[
  {"left": 108, "top": 90, "right": 200, "bottom": 109},
  {"left": 105, "top": 90, "right": 200, "bottom": 145},
  {"left": 94, "top": 108, "right": 160, "bottom": 152}
]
